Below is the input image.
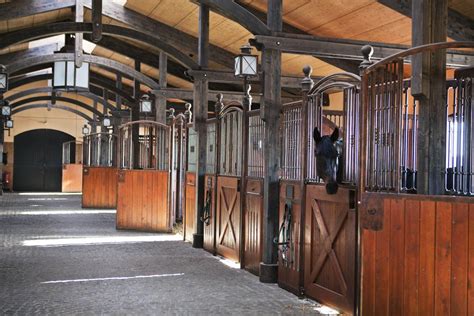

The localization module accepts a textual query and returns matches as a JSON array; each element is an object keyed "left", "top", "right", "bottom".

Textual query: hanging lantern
[
  {"left": 234, "top": 44, "right": 258, "bottom": 78},
  {"left": 103, "top": 116, "right": 111, "bottom": 128},
  {"left": 82, "top": 124, "right": 90, "bottom": 135},
  {"left": 5, "top": 119, "right": 13, "bottom": 129},
  {"left": 1, "top": 100, "right": 11, "bottom": 116},
  {"left": 139, "top": 94, "right": 153, "bottom": 113},
  {"left": 0, "top": 64, "right": 8, "bottom": 94}
]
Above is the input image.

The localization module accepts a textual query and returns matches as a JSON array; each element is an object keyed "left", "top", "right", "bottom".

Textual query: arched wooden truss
[
  {"left": 12, "top": 104, "right": 93, "bottom": 122},
  {"left": 11, "top": 96, "right": 104, "bottom": 118},
  {"left": 0, "top": 22, "right": 199, "bottom": 69}
]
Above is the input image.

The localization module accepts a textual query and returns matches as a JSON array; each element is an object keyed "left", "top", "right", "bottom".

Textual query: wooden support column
[
  {"left": 91, "top": 99, "right": 98, "bottom": 133},
  {"left": 192, "top": 3, "right": 209, "bottom": 248},
  {"left": 74, "top": 0, "right": 84, "bottom": 68},
  {"left": 155, "top": 52, "right": 167, "bottom": 124},
  {"left": 91, "top": 0, "right": 102, "bottom": 42},
  {"left": 115, "top": 73, "right": 122, "bottom": 110},
  {"left": 412, "top": 0, "right": 448, "bottom": 195},
  {"left": 260, "top": 0, "right": 282, "bottom": 283},
  {"left": 132, "top": 60, "right": 140, "bottom": 169},
  {"left": 0, "top": 95, "right": 4, "bottom": 196},
  {"left": 101, "top": 89, "right": 108, "bottom": 133}
]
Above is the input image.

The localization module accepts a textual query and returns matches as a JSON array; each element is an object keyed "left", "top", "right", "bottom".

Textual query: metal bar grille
[
  {"left": 219, "top": 108, "right": 243, "bottom": 177},
  {"left": 280, "top": 102, "right": 303, "bottom": 180},
  {"left": 83, "top": 133, "right": 117, "bottom": 167},
  {"left": 119, "top": 121, "right": 170, "bottom": 170},
  {"left": 206, "top": 120, "right": 217, "bottom": 174},
  {"left": 247, "top": 111, "right": 265, "bottom": 178}
]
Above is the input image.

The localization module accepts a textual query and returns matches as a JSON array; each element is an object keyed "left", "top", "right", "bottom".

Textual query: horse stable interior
[{"left": 0, "top": 0, "right": 473, "bottom": 314}]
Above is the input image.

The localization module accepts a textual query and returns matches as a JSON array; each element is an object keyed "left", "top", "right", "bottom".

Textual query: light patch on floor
[
  {"left": 23, "top": 234, "right": 182, "bottom": 247},
  {"left": 17, "top": 192, "right": 82, "bottom": 196},
  {"left": 41, "top": 273, "right": 185, "bottom": 284},
  {"left": 0, "top": 210, "right": 116, "bottom": 216}
]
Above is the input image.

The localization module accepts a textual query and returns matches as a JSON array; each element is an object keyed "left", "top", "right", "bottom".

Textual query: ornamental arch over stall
[{"left": 117, "top": 120, "right": 172, "bottom": 232}]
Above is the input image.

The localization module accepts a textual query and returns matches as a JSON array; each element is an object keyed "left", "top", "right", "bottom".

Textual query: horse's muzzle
[{"left": 325, "top": 182, "right": 339, "bottom": 194}]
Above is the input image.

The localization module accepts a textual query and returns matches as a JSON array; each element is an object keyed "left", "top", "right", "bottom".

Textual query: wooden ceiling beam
[
  {"left": 251, "top": 34, "right": 474, "bottom": 67},
  {"left": 5, "top": 87, "right": 116, "bottom": 113},
  {"left": 378, "top": 0, "right": 474, "bottom": 41},
  {"left": 11, "top": 95, "right": 103, "bottom": 117},
  {"left": 0, "top": 0, "right": 75, "bottom": 21},
  {"left": 193, "top": 0, "right": 271, "bottom": 35},
  {"left": 0, "top": 22, "right": 198, "bottom": 69}
]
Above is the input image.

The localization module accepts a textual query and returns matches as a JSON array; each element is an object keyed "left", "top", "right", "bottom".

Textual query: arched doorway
[{"left": 14, "top": 129, "right": 75, "bottom": 192}]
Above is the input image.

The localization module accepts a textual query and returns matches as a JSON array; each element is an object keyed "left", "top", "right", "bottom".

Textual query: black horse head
[{"left": 313, "top": 127, "right": 340, "bottom": 194}]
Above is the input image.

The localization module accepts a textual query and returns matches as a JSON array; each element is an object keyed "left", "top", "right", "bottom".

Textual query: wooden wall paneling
[
  {"left": 388, "top": 198, "right": 405, "bottom": 315},
  {"left": 304, "top": 184, "right": 356, "bottom": 314},
  {"left": 361, "top": 228, "right": 376, "bottom": 316},
  {"left": 82, "top": 167, "right": 117, "bottom": 208},
  {"left": 62, "top": 163, "right": 83, "bottom": 192},
  {"left": 403, "top": 199, "right": 420, "bottom": 315},
  {"left": 216, "top": 176, "right": 241, "bottom": 262},
  {"left": 185, "top": 172, "right": 196, "bottom": 242},
  {"left": 116, "top": 170, "right": 170, "bottom": 232},
  {"left": 451, "top": 202, "right": 469, "bottom": 315},
  {"left": 203, "top": 175, "right": 216, "bottom": 253},
  {"left": 243, "top": 178, "right": 263, "bottom": 276},
  {"left": 435, "top": 201, "right": 452, "bottom": 315},
  {"left": 469, "top": 204, "right": 474, "bottom": 314},
  {"left": 277, "top": 181, "right": 302, "bottom": 294},
  {"left": 373, "top": 199, "right": 391, "bottom": 315},
  {"left": 419, "top": 200, "right": 436, "bottom": 315}
]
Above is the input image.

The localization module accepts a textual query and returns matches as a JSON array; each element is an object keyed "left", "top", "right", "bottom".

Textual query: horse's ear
[
  {"left": 330, "top": 127, "right": 339, "bottom": 143},
  {"left": 313, "top": 127, "right": 322, "bottom": 144}
]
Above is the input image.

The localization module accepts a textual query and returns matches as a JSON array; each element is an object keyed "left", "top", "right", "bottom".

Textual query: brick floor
[{"left": 0, "top": 193, "right": 325, "bottom": 315}]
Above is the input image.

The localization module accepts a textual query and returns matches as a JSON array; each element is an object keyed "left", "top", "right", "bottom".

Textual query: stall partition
[
  {"left": 116, "top": 120, "right": 171, "bottom": 232},
  {"left": 82, "top": 132, "right": 118, "bottom": 208},
  {"left": 61, "top": 140, "right": 83, "bottom": 192}
]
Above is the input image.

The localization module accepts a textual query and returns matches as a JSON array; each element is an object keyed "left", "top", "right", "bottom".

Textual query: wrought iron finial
[
  {"left": 301, "top": 65, "right": 314, "bottom": 92},
  {"left": 184, "top": 102, "right": 192, "bottom": 123},
  {"left": 359, "top": 45, "right": 374, "bottom": 74}
]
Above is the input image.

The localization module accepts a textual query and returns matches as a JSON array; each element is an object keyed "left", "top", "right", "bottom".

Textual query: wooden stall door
[
  {"left": 62, "top": 163, "right": 83, "bottom": 192},
  {"left": 184, "top": 172, "right": 196, "bottom": 242},
  {"left": 203, "top": 175, "right": 216, "bottom": 252},
  {"left": 304, "top": 185, "right": 356, "bottom": 314},
  {"left": 216, "top": 176, "right": 241, "bottom": 262},
  {"left": 243, "top": 179, "right": 263, "bottom": 275},
  {"left": 361, "top": 193, "right": 474, "bottom": 316},
  {"left": 116, "top": 170, "right": 170, "bottom": 232},
  {"left": 278, "top": 181, "right": 302, "bottom": 295},
  {"left": 82, "top": 167, "right": 117, "bottom": 209}
]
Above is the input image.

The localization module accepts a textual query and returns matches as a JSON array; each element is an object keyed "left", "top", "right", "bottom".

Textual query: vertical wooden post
[
  {"left": 155, "top": 52, "right": 167, "bottom": 125},
  {"left": 74, "top": 0, "right": 84, "bottom": 68},
  {"left": 91, "top": 0, "right": 103, "bottom": 42},
  {"left": 91, "top": 99, "right": 98, "bottom": 133},
  {"left": 115, "top": 73, "right": 122, "bottom": 110},
  {"left": 132, "top": 60, "right": 141, "bottom": 169},
  {"left": 260, "top": 0, "right": 282, "bottom": 283},
  {"left": 412, "top": 0, "right": 448, "bottom": 195},
  {"left": 192, "top": 3, "right": 209, "bottom": 248}
]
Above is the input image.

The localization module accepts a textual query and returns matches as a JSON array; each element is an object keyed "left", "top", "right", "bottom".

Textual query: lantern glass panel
[
  {"left": 53, "top": 61, "right": 66, "bottom": 87},
  {"left": 0, "top": 73, "right": 7, "bottom": 91},
  {"left": 76, "top": 62, "right": 89, "bottom": 89},
  {"left": 103, "top": 117, "right": 111, "bottom": 127},
  {"left": 66, "top": 61, "right": 75, "bottom": 87},
  {"left": 82, "top": 126, "right": 89, "bottom": 135},
  {"left": 242, "top": 55, "right": 257, "bottom": 76},
  {"left": 5, "top": 120, "right": 13, "bottom": 129},
  {"left": 140, "top": 100, "right": 152, "bottom": 113},
  {"left": 234, "top": 56, "right": 241, "bottom": 76},
  {"left": 2, "top": 106, "right": 11, "bottom": 116}
]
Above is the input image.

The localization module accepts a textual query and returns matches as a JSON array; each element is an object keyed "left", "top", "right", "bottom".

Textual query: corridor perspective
[{"left": 0, "top": 193, "right": 324, "bottom": 315}]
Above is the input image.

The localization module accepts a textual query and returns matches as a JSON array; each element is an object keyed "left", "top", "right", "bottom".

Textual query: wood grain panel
[
  {"left": 361, "top": 193, "right": 474, "bottom": 315},
  {"left": 62, "top": 163, "right": 83, "bottom": 192},
  {"left": 184, "top": 172, "right": 196, "bottom": 243},
  {"left": 82, "top": 167, "right": 117, "bottom": 209},
  {"left": 116, "top": 169, "right": 170, "bottom": 232},
  {"left": 304, "top": 184, "right": 356, "bottom": 314},
  {"left": 278, "top": 181, "right": 302, "bottom": 295},
  {"left": 203, "top": 175, "right": 216, "bottom": 253},
  {"left": 216, "top": 176, "right": 241, "bottom": 262},
  {"left": 243, "top": 179, "right": 263, "bottom": 276}
]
